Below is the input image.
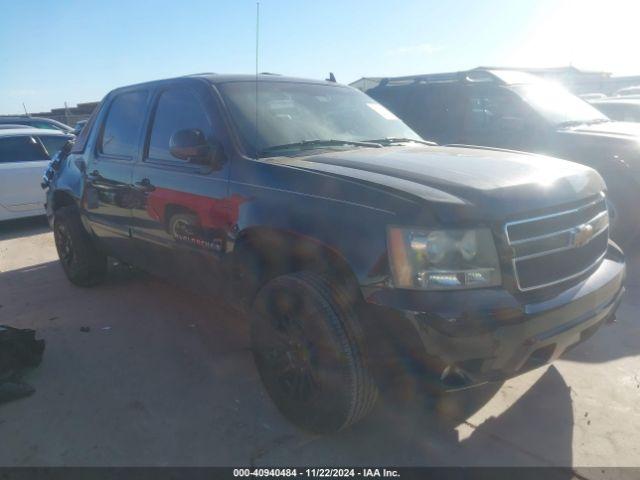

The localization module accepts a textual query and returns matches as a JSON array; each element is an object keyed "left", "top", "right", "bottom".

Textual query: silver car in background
[{"left": 0, "top": 128, "right": 73, "bottom": 221}]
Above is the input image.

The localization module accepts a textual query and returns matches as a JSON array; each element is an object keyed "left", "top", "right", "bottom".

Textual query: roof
[
  {"left": 0, "top": 115, "right": 63, "bottom": 122},
  {"left": 108, "top": 73, "right": 343, "bottom": 95},
  {"left": 590, "top": 97, "right": 640, "bottom": 106},
  {"left": 0, "top": 127, "right": 72, "bottom": 138},
  {"left": 371, "top": 67, "right": 545, "bottom": 89},
  {"left": 478, "top": 65, "right": 611, "bottom": 77}
]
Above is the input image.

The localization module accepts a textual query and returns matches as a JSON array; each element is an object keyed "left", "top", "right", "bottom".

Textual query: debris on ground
[
  {"left": 80, "top": 326, "right": 91, "bottom": 333},
  {"left": 0, "top": 326, "right": 45, "bottom": 404}
]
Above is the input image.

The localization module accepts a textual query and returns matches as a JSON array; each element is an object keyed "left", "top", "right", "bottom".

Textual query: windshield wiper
[
  {"left": 258, "top": 139, "right": 382, "bottom": 156},
  {"left": 363, "top": 137, "right": 437, "bottom": 146}
]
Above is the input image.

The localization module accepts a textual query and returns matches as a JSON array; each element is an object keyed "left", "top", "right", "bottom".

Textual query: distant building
[{"left": 2, "top": 101, "right": 99, "bottom": 127}]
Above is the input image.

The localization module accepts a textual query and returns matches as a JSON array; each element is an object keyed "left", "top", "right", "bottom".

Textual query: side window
[
  {"left": 99, "top": 91, "right": 148, "bottom": 158},
  {"left": 403, "top": 84, "right": 464, "bottom": 142},
  {"left": 71, "top": 103, "right": 102, "bottom": 153},
  {"left": 0, "top": 136, "right": 47, "bottom": 163},
  {"left": 38, "top": 136, "right": 70, "bottom": 158},
  {"left": 465, "top": 87, "right": 528, "bottom": 134},
  {"left": 147, "top": 87, "right": 213, "bottom": 162},
  {"left": 31, "top": 121, "right": 59, "bottom": 130}
]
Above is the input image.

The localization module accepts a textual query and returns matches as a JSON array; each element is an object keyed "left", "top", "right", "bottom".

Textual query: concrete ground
[{"left": 0, "top": 217, "right": 638, "bottom": 475}]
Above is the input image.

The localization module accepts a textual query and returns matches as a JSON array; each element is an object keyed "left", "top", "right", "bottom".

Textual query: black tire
[
  {"left": 250, "top": 271, "right": 378, "bottom": 433},
  {"left": 53, "top": 206, "right": 107, "bottom": 287}
]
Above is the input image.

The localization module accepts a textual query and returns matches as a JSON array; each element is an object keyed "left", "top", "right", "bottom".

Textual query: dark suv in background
[
  {"left": 44, "top": 74, "right": 625, "bottom": 433},
  {"left": 366, "top": 68, "right": 640, "bottom": 241}
]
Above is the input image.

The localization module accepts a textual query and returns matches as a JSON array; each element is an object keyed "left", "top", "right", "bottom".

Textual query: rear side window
[
  {"left": 31, "top": 121, "right": 59, "bottom": 130},
  {"left": 99, "top": 91, "right": 148, "bottom": 158},
  {"left": 147, "top": 87, "right": 213, "bottom": 162},
  {"left": 38, "top": 135, "right": 70, "bottom": 157},
  {"left": 71, "top": 103, "right": 101, "bottom": 154},
  {"left": 0, "top": 136, "right": 47, "bottom": 163}
]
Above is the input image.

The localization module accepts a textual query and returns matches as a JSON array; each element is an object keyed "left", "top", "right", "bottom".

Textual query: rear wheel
[
  {"left": 53, "top": 206, "right": 106, "bottom": 287},
  {"left": 250, "top": 271, "right": 378, "bottom": 433}
]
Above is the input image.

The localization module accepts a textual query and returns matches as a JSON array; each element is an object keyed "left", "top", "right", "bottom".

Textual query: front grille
[{"left": 505, "top": 195, "right": 609, "bottom": 291}]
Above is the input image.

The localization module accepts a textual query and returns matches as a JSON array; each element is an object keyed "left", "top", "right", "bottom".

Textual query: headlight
[{"left": 387, "top": 226, "right": 501, "bottom": 290}]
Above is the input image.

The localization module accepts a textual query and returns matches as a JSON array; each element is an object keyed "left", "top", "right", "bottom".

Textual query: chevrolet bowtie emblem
[{"left": 571, "top": 223, "right": 594, "bottom": 248}]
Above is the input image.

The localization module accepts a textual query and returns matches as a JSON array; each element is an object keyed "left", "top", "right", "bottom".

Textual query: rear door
[
  {"left": 130, "top": 81, "right": 231, "bottom": 290},
  {"left": 0, "top": 135, "right": 50, "bottom": 219},
  {"left": 83, "top": 89, "right": 149, "bottom": 259}
]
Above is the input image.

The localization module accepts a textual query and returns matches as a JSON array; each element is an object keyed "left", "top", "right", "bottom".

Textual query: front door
[
  {"left": 83, "top": 89, "right": 149, "bottom": 260},
  {"left": 130, "top": 83, "right": 231, "bottom": 293}
]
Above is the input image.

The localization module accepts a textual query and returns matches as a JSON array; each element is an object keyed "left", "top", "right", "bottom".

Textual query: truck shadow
[
  {"left": 1, "top": 260, "right": 575, "bottom": 469},
  {"left": 258, "top": 366, "right": 574, "bottom": 470},
  {"left": 0, "top": 216, "right": 49, "bottom": 241},
  {"left": 562, "top": 243, "right": 640, "bottom": 364}
]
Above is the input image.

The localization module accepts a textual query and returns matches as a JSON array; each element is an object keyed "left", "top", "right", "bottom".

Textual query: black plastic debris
[{"left": 0, "top": 326, "right": 45, "bottom": 404}]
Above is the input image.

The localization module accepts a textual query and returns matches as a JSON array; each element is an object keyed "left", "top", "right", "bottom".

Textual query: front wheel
[
  {"left": 53, "top": 206, "right": 107, "bottom": 287},
  {"left": 250, "top": 272, "right": 378, "bottom": 433}
]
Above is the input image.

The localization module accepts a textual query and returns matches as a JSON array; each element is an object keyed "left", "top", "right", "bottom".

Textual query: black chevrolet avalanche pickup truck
[{"left": 43, "top": 74, "right": 625, "bottom": 433}]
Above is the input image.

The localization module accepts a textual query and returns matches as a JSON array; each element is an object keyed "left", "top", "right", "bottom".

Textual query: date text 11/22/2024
[{"left": 232, "top": 468, "right": 400, "bottom": 478}]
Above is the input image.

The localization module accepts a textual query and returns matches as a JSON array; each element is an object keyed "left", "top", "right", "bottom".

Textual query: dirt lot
[{"left": 1, "top": 217, "right": 639, "bottom": 473}]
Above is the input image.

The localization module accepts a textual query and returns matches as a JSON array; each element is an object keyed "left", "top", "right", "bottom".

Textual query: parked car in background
[
  {"left": 73, "top": 119, "right": 88, "bottom": 135},
  {"left": 590, "top": 98, "right": 640, "bottom": 123},
  {"left": 366, "top": 68, "right": 640, "bottom": 241},
  {"left": 615, "top": 86, "right": 640, "bottom": 98},
  {"left": 0, "top": 128, "right": 74, "bottom": 221},
  {"left": 0, "top": 116, "right": 74, "bottom": 133},
  {"left": 44, "top": 74, "right": 625, "bottom": 433}
]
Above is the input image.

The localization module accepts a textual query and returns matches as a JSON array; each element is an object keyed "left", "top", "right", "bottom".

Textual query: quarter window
[
  {"left": 147, "top": 87, "right": 212, "bottom": 162},
  {"left": 38, "top": 136, "right": 70, "bottom": 157},
  {"left": 100, "top": 91, "right": 148, "bottom": 158},
  {"left": 0, "top": 136, "right": 47, "bottom": 163}
]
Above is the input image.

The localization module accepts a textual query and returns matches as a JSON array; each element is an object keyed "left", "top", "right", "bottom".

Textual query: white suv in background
[{"left": 0, "top": 128, "right": 73, "bottom": 221}]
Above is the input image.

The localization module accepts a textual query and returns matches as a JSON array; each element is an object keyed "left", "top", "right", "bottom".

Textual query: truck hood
[
  {"left": 557, "top": 120, "right": 640, "bottom": 140},
  {"left": 278, "top": 145, "right": 605, "bottom": 221}
]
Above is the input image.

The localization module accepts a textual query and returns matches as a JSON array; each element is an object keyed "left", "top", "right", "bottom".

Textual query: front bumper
[{"left": 366, "top": 242, "right": 626, "bottom": 389}]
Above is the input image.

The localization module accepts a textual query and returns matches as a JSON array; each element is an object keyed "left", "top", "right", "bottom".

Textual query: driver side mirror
[{"left": 169, "top": 129, "right": 223, "bottom": 166}]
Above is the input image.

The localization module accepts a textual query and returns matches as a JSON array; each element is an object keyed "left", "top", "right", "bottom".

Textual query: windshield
[
  {"left": 512, "top": 82, "right": 608, "bottom": 127},
  {"left": 218, "top": 81, "right": 421, "bottom": 156}
]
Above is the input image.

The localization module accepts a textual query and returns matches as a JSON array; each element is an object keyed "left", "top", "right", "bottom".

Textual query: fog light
[{"left": 417, "top": 269, "right": 498, "bottom": 289}]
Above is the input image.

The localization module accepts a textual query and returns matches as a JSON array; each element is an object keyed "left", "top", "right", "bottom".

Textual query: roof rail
[
  {"left": 185, "top": 72, "right": 218, "bottom": 77},
  {"left": 376, "top": 68, "right": 501, "bottom": 88}
]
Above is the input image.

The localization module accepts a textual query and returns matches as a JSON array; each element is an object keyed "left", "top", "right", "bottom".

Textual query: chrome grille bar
[{"left": 504, "top": 195, "right": 609, "bottom": 291}]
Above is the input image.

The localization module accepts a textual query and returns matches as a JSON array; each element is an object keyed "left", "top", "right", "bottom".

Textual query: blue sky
[{"left": 1, "top": 0, "right": 637, "bottom": 114}]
